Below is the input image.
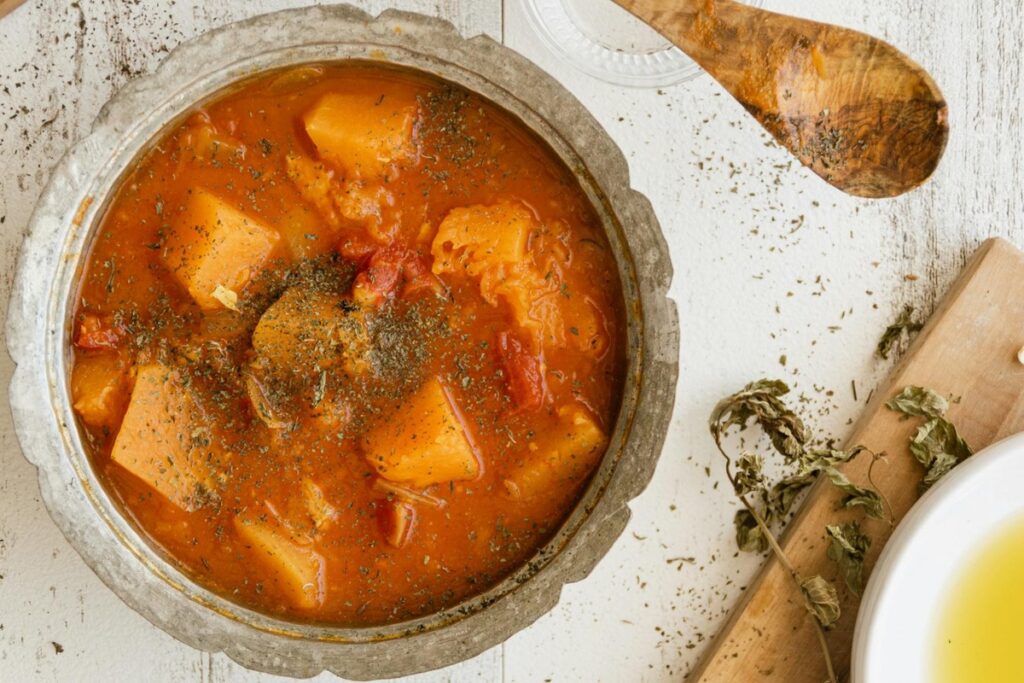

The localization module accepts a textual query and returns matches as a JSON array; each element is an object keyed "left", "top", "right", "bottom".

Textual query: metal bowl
[{"left": 5, "top": 5, "right": 678, "bottom": 678}]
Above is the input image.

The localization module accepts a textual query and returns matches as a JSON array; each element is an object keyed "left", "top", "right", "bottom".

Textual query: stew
[{"left": 70, "top": 63, "right": 626, "bottom": 626}]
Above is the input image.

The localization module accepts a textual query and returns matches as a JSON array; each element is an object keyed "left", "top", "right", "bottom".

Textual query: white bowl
[{"left": 852, "top": 431, "right": 1024, "bottom": 682}]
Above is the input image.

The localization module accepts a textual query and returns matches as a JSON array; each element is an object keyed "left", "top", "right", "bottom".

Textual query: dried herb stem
[
  {"left": 713, "top": 433, "right": 839, "bottom": 683},
  {"left": 866, "top": 452, "right": 895, "bottom": 527}
]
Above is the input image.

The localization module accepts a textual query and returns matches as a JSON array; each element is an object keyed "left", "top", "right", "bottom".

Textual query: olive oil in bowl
[{"left": 934, "top": 516, "right": 1024, "bottom": 682}]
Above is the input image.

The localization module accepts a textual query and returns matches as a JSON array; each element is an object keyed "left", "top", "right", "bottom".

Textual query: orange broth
[{"left": 70, "top": 64, "right": 626, "bottom": 626}]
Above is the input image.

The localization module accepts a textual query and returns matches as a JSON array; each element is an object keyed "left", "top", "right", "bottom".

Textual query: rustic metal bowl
[{"left": 5, "top": 5, "right": 678, "bottom": 678}]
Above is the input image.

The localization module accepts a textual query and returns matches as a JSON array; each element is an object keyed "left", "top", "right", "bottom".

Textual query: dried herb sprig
[
  {"left": 876, "top": 305, "right": 924, "bottom": 360},
  {"left": 710, "top": 379, "right": 892, "bottom": 683},
  {"left": 826, "top": 521, "right": 871, "bottom": 595},
  {"left": 886, "top": 386, "right": 973, "bottom": 490}
]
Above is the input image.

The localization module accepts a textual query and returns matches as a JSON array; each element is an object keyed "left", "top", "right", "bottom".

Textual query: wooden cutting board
[{"left": 689, "top": 238, "right": 1024, "bottom": 682}]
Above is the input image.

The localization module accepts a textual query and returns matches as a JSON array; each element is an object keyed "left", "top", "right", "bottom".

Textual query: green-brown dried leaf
[
  {"left": 826, "top": 522, "right": 871, "bottom": 596},
  {"left": 800, "top": 575, "right": 841, "bottom": 629},
  {"left": 822, "top": 467, "right": 886, "bottom": 520},
  {"left": 910, "top": 418, "right": 973, "bottom": 490},
  {"left": 734, "top": 509, "right": 768, "bottom": 553},
  {"left": 876, "top": 305, "right": 923, "bottom": 360},
  {"left": 765, "top": 471, "right": 816, "bottom": 521},
  {"left": 797, "top": 446, "right": 868, "bottom": 475},
  {"left": 709, "top": 379, "right": 810, "bottom": 460},
  {"left": 886, "top": 386, "right": 949, "bottom": 419},
  {"left": 734, "top": 453, "right": 767, "bottom": 498}
]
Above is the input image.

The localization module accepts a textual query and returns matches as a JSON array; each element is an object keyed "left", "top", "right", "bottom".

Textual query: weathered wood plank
[{"left": 2, "top": 0, "right": 1022, "bottom": 681}]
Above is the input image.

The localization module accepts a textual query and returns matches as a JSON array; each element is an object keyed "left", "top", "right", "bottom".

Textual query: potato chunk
[
  {"left": 363, "top": 377, "right": 479, "bottom": 488},
  {"left": 431, "top": 201, "right": 532, "bottom": 279},
  {"left": 506, "top": 405, "right": 607, "bottom": 499},
  {"left": 72, "top": 352, "right": 129, "bottom": 428},
  {"left": 163, "top": 188, "right": 280, "bottom": 310},
  {"left": 251, "top": 287, "right": 370, "bottom": 375},
  {"left": 234, "top": 516, "right": 325, "bottom": 609},
  {"left": 304, "top": 92, "right": 418, "bottom": 179},
  {"left": 285, "top": 152, "right": 341, "bottom": 229},
  {"left": 110, "top": 364, "right": 216, "bottom": 511}
]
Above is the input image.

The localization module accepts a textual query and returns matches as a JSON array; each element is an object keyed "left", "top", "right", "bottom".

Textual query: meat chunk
[
  {"left": 378, "top": 500, "right": 416, "bottom": 549},
  {"left": 302, "top": 479, "right": 339, "bottom": 531},
  {"left": 163, "top": 188, "right": 280, "bottom": 310},
  {"left": 303, "top": 92, "right": 418, "bottom": 179},
  {"left": 177, "top": 113, "right": 247, "bottom": 164},
  {"left": 251, "top": 286, "right": 371, "bottom": 376},
  {"left": 234, "top": 516, "right": 325, "bottom": 609},
  {"left": 74, "top": 313, "right": 124, "bottom": 351},
  {"left": 110, "top": 364, "right": 218, "bottom": 511},
  {"left": 363, "top": 377, "right": 479, "bottom": 488}
]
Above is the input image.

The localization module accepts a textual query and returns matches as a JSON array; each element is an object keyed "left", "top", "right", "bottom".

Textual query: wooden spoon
[
  {"left": 0, "top": 0, "right": 26, "bottom": 19},
  {"left": 613, "top": 0, "right": 949, "bottom": 198}
]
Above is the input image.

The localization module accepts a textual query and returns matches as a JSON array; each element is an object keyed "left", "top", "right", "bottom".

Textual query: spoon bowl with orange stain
[{"left": 615, "top": 0, "right": 949, "bottom": 198}]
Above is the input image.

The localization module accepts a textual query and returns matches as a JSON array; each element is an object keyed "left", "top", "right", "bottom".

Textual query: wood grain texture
[
  {"left": 0, "top": 0, "right": 25, "bottom": 19},
  {"left": 690, "top": 238, "right": 1024, "bottom": 682},
  {"left": 615, "top": 0, "right": 949, "bottom": 198}
]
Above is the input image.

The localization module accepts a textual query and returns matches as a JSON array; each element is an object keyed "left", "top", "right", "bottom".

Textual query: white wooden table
[{"left": 1, "top": 1, "right": 1021, "bottom": 680}]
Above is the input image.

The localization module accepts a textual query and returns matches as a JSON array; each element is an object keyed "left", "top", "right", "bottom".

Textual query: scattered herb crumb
[{"left": 876, "top": 305, "right": 924, "bottom": 360}]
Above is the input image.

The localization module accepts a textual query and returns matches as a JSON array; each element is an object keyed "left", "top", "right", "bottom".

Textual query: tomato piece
[
  {"left": 352, "top": 245, "right": 439, "bottom": 305},
  {"left": 337, "top": 231, "right": 379, "bottom": 265},
  {"left": 74, "top": 313, "right": 124, "bottom": 351},
  {"left": 497, "top": 331, "right": 549, "bottom": 412}
]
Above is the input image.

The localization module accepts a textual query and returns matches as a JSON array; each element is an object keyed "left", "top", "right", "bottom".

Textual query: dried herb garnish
[
  {"left": 800, "top": 575, "right": 841, "bottom": 630},
  {"left": 876, "top": 305, "right": 923, "bottom": 359},
  {"left": 886, "top": 386, "right": 973, "bottom": 490},
  {"left": 886, "top": 385, "right": 948, "bottom": 419},
  {"left": 711, "top": 379, "right": 891, "bottom": 683},
  {"left": 826, "top": 521, "right": 870, "bottom": 596}
]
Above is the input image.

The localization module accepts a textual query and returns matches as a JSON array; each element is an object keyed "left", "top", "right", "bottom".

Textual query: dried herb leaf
[
  {"left": 821, "top": 467, "right": 886, "bottom": 520},
  {"left": 709, "top": 379, "right": 810, "bottom": 460},
  {"left": 887, "top": 386, "right": 973, "bottom": 490},
  {"left": 826, "top": 522, "right": 871, "bottom": 595},
  {"left": 876, "top": 305, "right": 923, "bottom": 360},
  {"left": 886, "top": 386, "right": 948, "bottom": 419},
  {"left": 765, "top": 471, "right": 816, "bottom": 520},
  {"left": 734, "top": 509, "right": 768, "bottom": 553},
  {"left": 800, "top": 575, "right": 841, "bottom": 629},
  {"left": 791, "top": 447, "right": 885, "bottom": 519},
  {"left": 910, "top": 418, "right": 973, "bottom": 490},
  {"left": 798, "top": 446, "right": 867, "bottom": 473},
  {"left": 734, "top": 453, "right": 767, "bottom": 497}
]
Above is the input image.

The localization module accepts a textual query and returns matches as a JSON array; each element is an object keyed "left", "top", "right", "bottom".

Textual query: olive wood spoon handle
[{"left": 614, "top": 0, "right": 949, "bottom": 198}]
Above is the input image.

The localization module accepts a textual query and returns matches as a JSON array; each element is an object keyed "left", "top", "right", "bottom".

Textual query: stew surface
[{"left": 70, "top": 63, "right": 626, "bottom": 626}]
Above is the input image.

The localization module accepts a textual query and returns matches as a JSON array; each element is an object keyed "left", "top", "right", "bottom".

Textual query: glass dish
[{"left": 523, "top": 0, "right": 767, "bottom": 88}]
